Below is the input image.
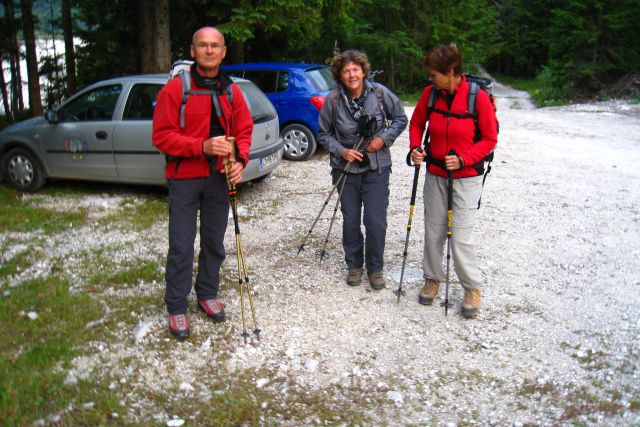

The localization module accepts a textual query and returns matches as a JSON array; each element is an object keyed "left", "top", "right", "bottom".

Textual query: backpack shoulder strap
[
  {"left": 427, "top": 86, "right": 439, "bottom": 121},
  {"left": 467, "top": 81, "right": 479, "bottom": 118},
  {"left": 372, "top": 83, "right": 387, "bottom": 118},
  {"left": 179, "top": 71, "right": 191, "bottom": 128},
  {"left": 226, "top": 84, "right": 233, "bottom": 106}
]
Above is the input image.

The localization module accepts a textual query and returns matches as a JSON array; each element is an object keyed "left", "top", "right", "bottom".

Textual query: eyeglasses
[{"left": 194, "top": 43, "right": 225, "bottom": 50}]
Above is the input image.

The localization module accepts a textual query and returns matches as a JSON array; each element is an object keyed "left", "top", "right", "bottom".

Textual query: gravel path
[{"left": 3, "top": 85, "right": 639, "bottom": 426}]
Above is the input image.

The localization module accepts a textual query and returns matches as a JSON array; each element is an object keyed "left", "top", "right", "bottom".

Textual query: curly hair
[
  {"left": 330, "top": 49, "right": 371, "bottom": 82},
  {"left": 425, "top": 44, "right": 463, "bottom": 76}
]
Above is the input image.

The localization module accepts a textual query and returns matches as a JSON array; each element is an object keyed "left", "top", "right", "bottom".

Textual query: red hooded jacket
[
  {"left": 409, "top": 76, "right": 497, "bottom": 179},
  {"left": 152, "top": 72, "right": 253, "bottom": 180}
]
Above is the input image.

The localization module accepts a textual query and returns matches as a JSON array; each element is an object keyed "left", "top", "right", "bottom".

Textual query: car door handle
[{"left": 96, "top": 131, "right": 108, "bottom": 140}]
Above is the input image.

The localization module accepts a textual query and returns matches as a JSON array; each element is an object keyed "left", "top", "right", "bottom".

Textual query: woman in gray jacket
[{"left": 318, "top": 50, "right": 407, "bottom": 290}]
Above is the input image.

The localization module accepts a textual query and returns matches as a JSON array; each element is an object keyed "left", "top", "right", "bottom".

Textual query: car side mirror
[{"left": 45, "top": 110, "right": 59, "bottom": 123}]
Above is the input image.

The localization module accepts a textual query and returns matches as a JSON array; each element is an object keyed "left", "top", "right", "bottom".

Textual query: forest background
[{"left": 1, "top": 0, "right": 639, "bottom": 127}]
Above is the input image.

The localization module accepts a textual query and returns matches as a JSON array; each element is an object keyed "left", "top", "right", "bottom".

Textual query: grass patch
[
  {"left": 491, "top": 73, "right": 538, "bottom": 95},
  {"left": 518, "top": 378, "right": 557, "bottom": 396},
  {"left": 399, "top": 90, "right": 424, "bottom": 105},
  {"left": 90, "top": 260, "right": 164, "bottom": 289},
  {"left": 0, "top": 249, "right": 32, "bottom": 280},
  {"left": 0, "top": 184, "right": 87, "bottom": 233},
  {"left": 98, "top": 193, "right": 167, "bottom": 230},
  {"left": 0, "top": 276, "right": 108, "bottom": 425},
  {"left": 132, "top": 368, "right": 372, "bottom": 425}
]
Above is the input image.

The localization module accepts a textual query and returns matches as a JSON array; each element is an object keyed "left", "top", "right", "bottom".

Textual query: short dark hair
[
  {"left": 425, "top": 45, "right": 463, "bottom": 76},
  {"left": 330, "top": 49, "right": 371, "bottom": 82}
]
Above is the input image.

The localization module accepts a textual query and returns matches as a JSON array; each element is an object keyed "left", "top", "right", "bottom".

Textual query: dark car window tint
[
  {"left": 276, "top": 71, "right": 289, "bottom": 92},
  {"left": 236, "top": 81, "right": 277, "bottom": 124},
  {"left": 61, "top": 84, "right": 122, "bottom": 122},
  {"left": 305, "top": 67, "right": 336, "bottom": 92},
  {"left": 124, "top": 84, "right": 162, "bottom": 120},
  {"left": 226, "top": 70, "right": 244, "bottom": 78},
  {"left": 242, "top": 70, "right": 277, "bottom": 93}
]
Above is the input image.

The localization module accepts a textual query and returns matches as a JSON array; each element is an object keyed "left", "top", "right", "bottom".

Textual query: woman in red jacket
[{"left": 409, "top": 45, "right": 497, "bottom": 318}]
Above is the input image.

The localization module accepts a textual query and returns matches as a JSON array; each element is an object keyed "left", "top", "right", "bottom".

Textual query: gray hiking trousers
[{"left": 422, "top": 171, "right": 483, "bottom": 290}]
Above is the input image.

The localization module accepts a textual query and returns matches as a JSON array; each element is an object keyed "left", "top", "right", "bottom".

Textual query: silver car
[{"left": 0, "top": 75, "right": 284, "bottom": 192}]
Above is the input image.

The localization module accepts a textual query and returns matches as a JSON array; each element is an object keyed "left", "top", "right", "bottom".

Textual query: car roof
[
  {"left": 223, "top": 62, "right": 328, "bottom": 71},
  {"left": 80, "top": 74, "right": 251, "bottom": 89}
]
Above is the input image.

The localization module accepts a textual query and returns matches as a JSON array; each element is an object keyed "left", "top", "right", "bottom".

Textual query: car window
[
  {"left": 225, "top": 70, "right": 244, "bottom": 79},
  {"left": 305, "top": 67, "right": 336, "bottom": 92},
  {"left": 236, "top": 81, "right": 277, "bottom": 124},
  {"left": 276, "top": 71, "right": 289, "bottom": 92},
  {"left": 61, "top": 84, "right": 122, "bottom": 122},
  {"left": 123, "top": 84, "right": 162, "bottom": 120},
  {"left": 242, "top": 70, "right": 277, "bottom": 93}
]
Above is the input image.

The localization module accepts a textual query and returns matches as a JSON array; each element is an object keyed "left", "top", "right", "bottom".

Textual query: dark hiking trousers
[
  {"left": 332, "top": 166, "right": 390, "bottom": 273},
  {"left": 165, "top": 173, "right": 229, "bottom": 315}
]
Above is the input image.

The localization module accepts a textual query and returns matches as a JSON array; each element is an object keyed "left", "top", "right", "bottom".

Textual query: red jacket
[
  {"left": 152, "top": 73, "right": 253, "bottom": 180},
  {"left": 409, "top": 76, "right": 497, "bottom": 178}
]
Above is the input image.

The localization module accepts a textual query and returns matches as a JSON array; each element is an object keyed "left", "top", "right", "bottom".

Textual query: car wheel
[
  {"left": 1, "top": 148, "right": 47, "bottom": 192},
  {"left": 281, "top": 124, "right": 316, "bottom": 161}
]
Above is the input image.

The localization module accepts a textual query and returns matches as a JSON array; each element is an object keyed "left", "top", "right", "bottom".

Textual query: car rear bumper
[{"left": 242, "top": 137, "right": 284, "bottom": 182}]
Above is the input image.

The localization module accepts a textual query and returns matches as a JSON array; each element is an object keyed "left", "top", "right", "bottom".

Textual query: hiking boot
[
  {"left": 198, "top": 299, "right": 226, "bottom": 323},
  {"left": 346, "top": 268, "right": 363, "bottom": 286},
  {"left": 418, "top": 279, "right": 440, "bottom": 305},
  {"left": 168, "top": 313, "right": 190, "bottom": 340},
  {"left": 462, "top": 288, "right": 481, "bottom": 319},
  {"left": 368, "top": 271, "right": 386, "bottom": 290}
]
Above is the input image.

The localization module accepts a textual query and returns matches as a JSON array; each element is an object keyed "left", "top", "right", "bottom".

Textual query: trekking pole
[
  {"left": 224, "top": 137, "right": 261, "bottom": 343},
  {"left": 316, "top": 116, "right": 377, "bottom": 262},
  {"left": 440, "top": 150, "right": 456, "bottom": 316},
  {"left": 297, "top": 165, "right": 351, "bottom": 255},
  {"left": 317, "top": 167, "right": 350, "bottom": 262},
  {"left": 297, "top": 116, "right": 376, "bottom": 258},
  {"left": 394, "top": 148, "right": 423, "bottom": 302}
]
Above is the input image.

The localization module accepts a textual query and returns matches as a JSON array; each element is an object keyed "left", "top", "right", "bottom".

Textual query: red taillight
[{"left": 310, "top": 95, "right": 325, "bottom": 111}]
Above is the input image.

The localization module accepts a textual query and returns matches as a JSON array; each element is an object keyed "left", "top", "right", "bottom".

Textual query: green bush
[{"left": 532, "top": 63, "right": 569, "bottom": 106}]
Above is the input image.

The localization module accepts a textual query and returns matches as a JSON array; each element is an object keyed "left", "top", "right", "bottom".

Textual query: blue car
[{"left": 223, "top": 62, "right": 336, "bottom": 161}]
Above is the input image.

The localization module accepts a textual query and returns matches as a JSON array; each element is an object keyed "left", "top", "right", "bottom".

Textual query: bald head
[
  {"left": 190, "top": 26, "right": 227, "bottom": 77},
  {"left": 192, "top": 27, "right": 225, "bottom": 46}
]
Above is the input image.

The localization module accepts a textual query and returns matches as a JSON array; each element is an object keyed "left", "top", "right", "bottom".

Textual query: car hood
[{"left": 0, "top": 116, "right": 46, "bottom": 135}]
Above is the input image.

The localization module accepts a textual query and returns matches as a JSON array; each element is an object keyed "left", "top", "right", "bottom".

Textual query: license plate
[{"left": 259, "top": 152, "right": 278, "bottom": 170}]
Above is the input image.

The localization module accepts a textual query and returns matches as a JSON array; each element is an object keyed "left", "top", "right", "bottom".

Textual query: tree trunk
[
  {"left": 231, "top": 40, "right": 245, "bottom": 64},
  {"left": 153, "top": 0, "right": 171, "bottom": 73},
  {"left": 4, "top": 0, "right": 24, "bottom": 113},
  {"left": 21, "top": 0, "right": 43, "bottom": 116},
  {"left": 61, "top": 0, "right": 77, "bottom": 95},
  {"left": 138, "top": 0, "right": 155, "bottom": 73},
  {"left": 0, "top": 65, "right": 12, "bottom": 119}
]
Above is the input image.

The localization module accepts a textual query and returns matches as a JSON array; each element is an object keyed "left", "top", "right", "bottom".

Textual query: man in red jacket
[{"left": 153, "top": 26, "right": 253, "bottom": 340}]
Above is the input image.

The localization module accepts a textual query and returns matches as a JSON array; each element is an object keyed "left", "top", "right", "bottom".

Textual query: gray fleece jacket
[{"left": 317, "top": 80, "right": 408, "bottom": 174}]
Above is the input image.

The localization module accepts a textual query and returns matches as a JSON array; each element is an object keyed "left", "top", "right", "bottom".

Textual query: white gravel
[{"left": 1, "top": 84, "right": 639, "bottom": 425}]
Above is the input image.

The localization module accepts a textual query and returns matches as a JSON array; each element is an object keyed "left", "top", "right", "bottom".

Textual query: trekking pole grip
[
  {"left": 226, "top": 136, "right": 236, "bottom": 167},
  {"left": 409, "top": 148, "right": 422, "bottom": 203}
]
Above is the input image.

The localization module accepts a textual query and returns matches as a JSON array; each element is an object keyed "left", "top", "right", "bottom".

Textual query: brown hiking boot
[
  {"left": 368, "top": 271, "right": 386, "bottom": 290},
  {"left": 462, "top": 288, "right": 481, "bottom": 318},
  {"left": 418, "top": 279, "right": 440, "bottom": 305},
  {"left": 346, "top": 267, "right": 363, "bottom": 286}
]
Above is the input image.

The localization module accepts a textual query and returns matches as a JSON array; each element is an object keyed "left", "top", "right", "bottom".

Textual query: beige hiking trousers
[{"left": 422, "top": 171, "right": 483, "bottom": 290}]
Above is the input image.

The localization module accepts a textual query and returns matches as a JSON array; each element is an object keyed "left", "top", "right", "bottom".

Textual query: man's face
[{"left": 190, "top": 28, "right": 227, "bottom": 73}]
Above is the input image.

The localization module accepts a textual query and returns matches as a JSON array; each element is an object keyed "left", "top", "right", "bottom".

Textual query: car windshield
[
  {"left": 305, "top": 67, "right": 336, "bottom": 92},
  {"left": 236, "top": 81, "right": 277, "bottom": 123}
]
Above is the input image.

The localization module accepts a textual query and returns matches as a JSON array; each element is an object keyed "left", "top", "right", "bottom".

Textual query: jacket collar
[{"left": 191, "top": 63, "right": 233, "bottom": 90}]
